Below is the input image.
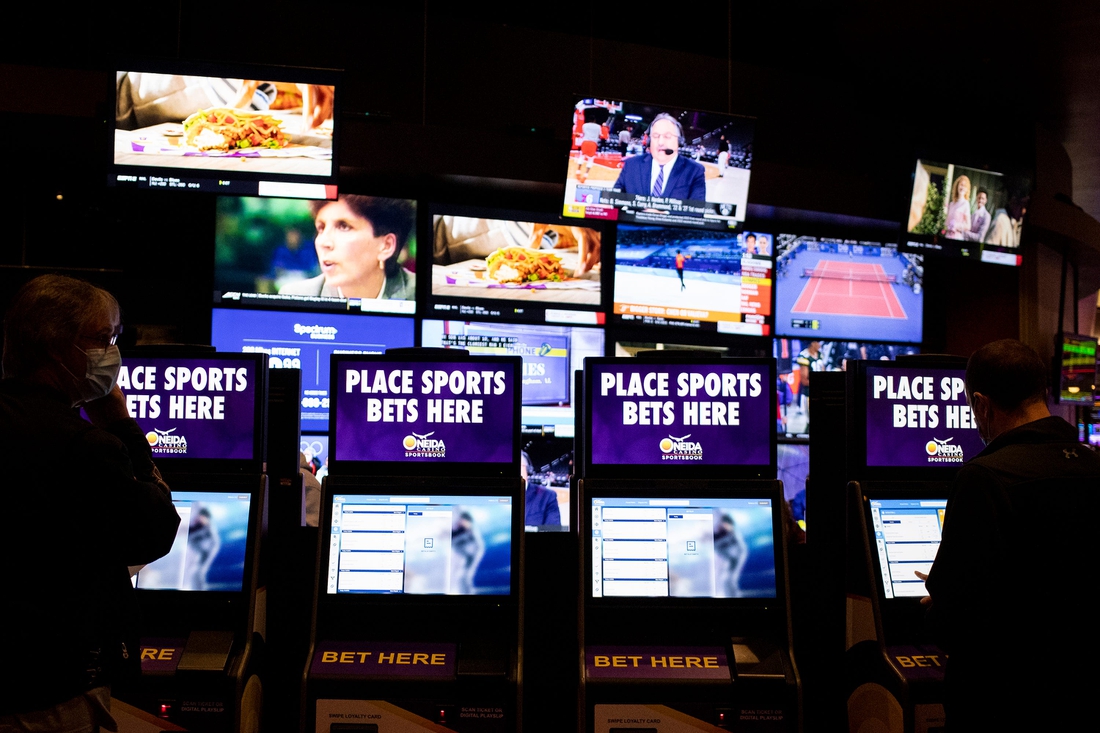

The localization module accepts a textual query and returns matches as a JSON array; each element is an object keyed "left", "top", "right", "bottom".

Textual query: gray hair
[
  {"left": 649, "top": 113, "right": 684, "bottom": 146},
  {"left": 2, "top": 275, "right": 118, "bottom": 378}
]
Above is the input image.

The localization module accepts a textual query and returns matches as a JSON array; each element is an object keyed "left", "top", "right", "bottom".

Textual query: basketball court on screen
[{"left": 792, "top": 260, "right": 906, "bottom": 318}]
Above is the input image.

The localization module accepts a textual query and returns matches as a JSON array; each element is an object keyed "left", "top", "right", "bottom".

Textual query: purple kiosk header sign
[
  {"left": 334, "top": 360, "right": 516, "bottom": 465},
  {"left": 588, "top": 361, "right": 773, "bottom": 469},
  {"left": 864, "top": 365, "right": 984, "bottom": 467},
  {"left": 118, "top": 356, "right": 259, "bottom": 461}
]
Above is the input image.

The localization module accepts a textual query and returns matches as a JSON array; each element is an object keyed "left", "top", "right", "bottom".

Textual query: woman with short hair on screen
[
  {"left": 943, "top": 175, "right": 972, "bottom": 241},
  {"left": 280, "top": 194, "right": 416, "bottom": 300}
]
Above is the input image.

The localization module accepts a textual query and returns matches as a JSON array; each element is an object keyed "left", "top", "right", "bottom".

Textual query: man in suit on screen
[{"left": 612, "top": 113, "right": 707, "bottom": 202}]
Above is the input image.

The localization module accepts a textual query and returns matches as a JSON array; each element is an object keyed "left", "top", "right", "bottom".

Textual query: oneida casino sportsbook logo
[
  {"left": 925, "top": 437, "right": 964, "bottom": 463},
  {"left": 146, "top": 427, "right": 188, "bottom": 455},
  {"left": 659, "top": 433, "right": 703, "bottom": 461},
  {"left": 403, "top": 431, "right": 446, "bottom": 458}
]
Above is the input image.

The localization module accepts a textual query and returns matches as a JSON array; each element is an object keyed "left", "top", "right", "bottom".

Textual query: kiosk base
[
  {"left": 306, "top": 640, "right": 515, "bottom": 733},
  {"left": 584, "top": 641, "right": 797, "bottom": 732},
  {"left": 114, "top": 632, "right": 262, "bottom": 732}
]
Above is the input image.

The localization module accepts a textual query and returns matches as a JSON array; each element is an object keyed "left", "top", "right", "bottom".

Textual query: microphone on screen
[{"left": 662, "top": 148, "right": 675, "bottom": 155}]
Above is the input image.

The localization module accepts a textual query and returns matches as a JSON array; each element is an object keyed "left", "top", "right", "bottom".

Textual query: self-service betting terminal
[
  {"left": 578, "top": 355, "right": 800, "bottom": 732},
  {"left": 112, "top": 350, "right": 269, "bottom": 732},
  {"left": 303, "top": 350, "right": 524, "bottom": 732},
  {"left": 844, "top": 357, "right": 983, "bottom": 733}
]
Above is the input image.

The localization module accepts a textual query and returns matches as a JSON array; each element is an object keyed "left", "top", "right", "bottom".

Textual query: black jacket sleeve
[{"left": 81, "top": 417, "right": 181, "bottom": 566}]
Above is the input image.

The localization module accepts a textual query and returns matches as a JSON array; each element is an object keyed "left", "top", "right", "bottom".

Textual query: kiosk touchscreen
[
  {"left": 578, "top": 355, "right": 800, "bottom": 732},
  {"left": 304, "top": 350, "right": 524, "bottom": 732},
  {"left": 112, "top": 350, "right": 268, "bottom": 733},
  {"left": 844, "top": 357, "right": 981, "bottom": 733}
]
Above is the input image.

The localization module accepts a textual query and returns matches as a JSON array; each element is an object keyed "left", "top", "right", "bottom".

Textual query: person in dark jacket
[
  {"left": 0, "top": 275, "right": 180, "bottom": 731},
  {"left": 922, "top": 339, "right": 1100, "bottom": 731},
  {"left": 521, "top": 450, "right": 560, "bottom": 528}
]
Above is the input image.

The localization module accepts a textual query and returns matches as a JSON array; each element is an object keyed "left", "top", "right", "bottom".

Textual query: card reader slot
[
  {"left": 731, "top": 639, "right": 786, "bottom": 679},
  {"left": 177, "top": 630, "right": 235, "bottom": 672}
]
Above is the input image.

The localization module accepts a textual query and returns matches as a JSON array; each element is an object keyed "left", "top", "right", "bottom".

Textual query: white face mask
[{"left": 74, "top": 344, "right": 121, "bottom": 403}]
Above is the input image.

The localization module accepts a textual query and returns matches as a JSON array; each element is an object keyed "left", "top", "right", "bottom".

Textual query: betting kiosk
[
  {"left": 844, "top": 358, "right": 983, "bottom": 733},
  {"left": 112, "top": 350, "right": 269, "bottom": 733},
  {"left": 303, "top": 350, "right": 524, "bottom": 732},
  {"left": 578, "top": 355, "right": 800, "bottom": 732}
]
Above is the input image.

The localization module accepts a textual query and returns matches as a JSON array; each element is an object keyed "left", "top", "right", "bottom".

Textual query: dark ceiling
[{"left": 2, "top": 2, "right": 1097, "bottom": 218}]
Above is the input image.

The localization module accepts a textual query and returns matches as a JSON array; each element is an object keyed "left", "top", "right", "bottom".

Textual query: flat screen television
[
  {"left": 210, "top": 307, "right": 414, "bottom": 431},
  {"left": 582, "top": 356, "right": 776, "bottom": 480},
  {"left": 111, "top": 59, "right": 338, "bottom": 198},
  {"left": 133, "top": 491, "right": 253, "bottom": 592},
  {"left": 522, "top": 435, "right": 574, "bottom": 532},
  {"left": 1055, "top": 333, "right": 1097, "bottom": 405},
  {"left": 116, "top": 352, "right": 266, "bottom": 472},
  {"left": 848, "top": 359, "right": 985, "bottom": 480},
  {"left": 429, "top": 204, "right": 607, "bottom": 327},
  {"left": 866, "top": 496, "right": 946, "bottom": 599},
  {"left": 588, "top": 494, "right": 778, "bottom": 600},
  {"left": 214, "top": 194, "right": 417, "bottom": 316},
  {"left": 773, "top": 338, "right": 920, "bottom": 441},
  {"left": 421, "top": 319, "right": 604, "bottom": 437},
  {"left": 901, "top": 158, "right": 1029, "bottom": 267},
  {"left": 774, "top": 235, "right": 923, "bottom": 344},
  {"left": 562, "top": 98, "right": 754, "bottom": 230},
  {"left": 324, "top": 493, "right": 513, "bottom": 596},
  {"left": 612, "top": 225, "right": 772, "bottom": 335},
  {"left": 330, "top": 353, "right": 521, "bottom": 478}
]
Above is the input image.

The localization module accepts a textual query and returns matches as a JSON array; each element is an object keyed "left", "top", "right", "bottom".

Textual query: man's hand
[
  {"left": 574, "top": 227, "right": 601, "bottom": 276},
  {"left": 83, "top": 385, "right": 131, "bottom": 427},
  {"left": 914, "top": 571, "right": 932, "bottom": 606},
  {"left": 299, "top": 84, "right": 335, "bottom": 129}
]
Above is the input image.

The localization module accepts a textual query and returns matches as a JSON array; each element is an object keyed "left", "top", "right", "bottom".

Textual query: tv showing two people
[
  {"left": 774, "top": 235, "right": 924, "bottom": 344},
  {"left": 614, "top": 226, "right": 772, "bottom": 335},
  {"left": 114, "top": 71, "right": 335, "bottom": 184},
  {"left": 215, "top": 195, "right": 416, "bottom": 315},
  {"left": 563, "top": 98, "right": 754, "bottom": 229},
  {"left": 906, "top": 159, "right": 1030, "bottom": 264},
  {"left": 432, "top": 214, "right": 602, "bottom": 309}
]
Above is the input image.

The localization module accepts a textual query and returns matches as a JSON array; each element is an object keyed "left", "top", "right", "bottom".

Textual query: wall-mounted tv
[
  {"left": 422, "top": 319, "right": 603, "bottom": 437},
  {"left": 775, "top": 235, "right": 923, "bottom": 344},
  {"left": 211, "top": 308, "right": 414, "bottom": 431},
  {"left": 902, "top": 158, "right": 1029, "bottom": 267},
  {"left": 562, "top": 98, "right": 754, "bottom": 230},
  {"left": 1055, "top": 333, "right": 1097, "bottom": 405},
  {"left": 612, "top": 225, "right": 772, "bottom": 335},
  {"left": 111, "top": 59, "right": 338, "bottom": 199},
  {"left": 773, "top": 338, "right": 919, "bottom": 440},
  {"left": 215, "top": 194, "right": 417, "bottom": 316},
  {"left": 429, "top": 204, "right": 607, "bottom": 327}
]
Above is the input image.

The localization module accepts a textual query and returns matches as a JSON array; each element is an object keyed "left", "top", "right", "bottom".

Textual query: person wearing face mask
[
  {"left": 918, "top": 339, "right": 1100, "bottom": 732},
  {"left": 0, "top": 275, "right": 180, "bottom": 732}
]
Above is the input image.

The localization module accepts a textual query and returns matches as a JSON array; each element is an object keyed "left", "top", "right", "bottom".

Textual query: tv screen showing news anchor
[
  {"left": 563, "top": 98, "right": 755, "bottom": 230},
  {"left": 215, "top": 194, "right": 417, "bottom": 316}
]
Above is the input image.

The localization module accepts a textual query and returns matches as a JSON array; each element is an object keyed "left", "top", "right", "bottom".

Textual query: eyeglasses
[
  {"left": 651, "top": 133, "right": 679, "bottom": 142},
  {"left": 80, "top": 326, "right": 122, "bottom": 350}
]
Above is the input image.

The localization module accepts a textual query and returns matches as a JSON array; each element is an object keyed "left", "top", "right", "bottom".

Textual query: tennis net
[{"left": 801, "top": 268, "right": 898, "bottom": 283}]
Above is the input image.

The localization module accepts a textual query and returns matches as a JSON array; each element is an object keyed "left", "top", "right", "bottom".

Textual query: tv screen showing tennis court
[{"left": 774, "top": 236, "right": 923, "bottom": 343}]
